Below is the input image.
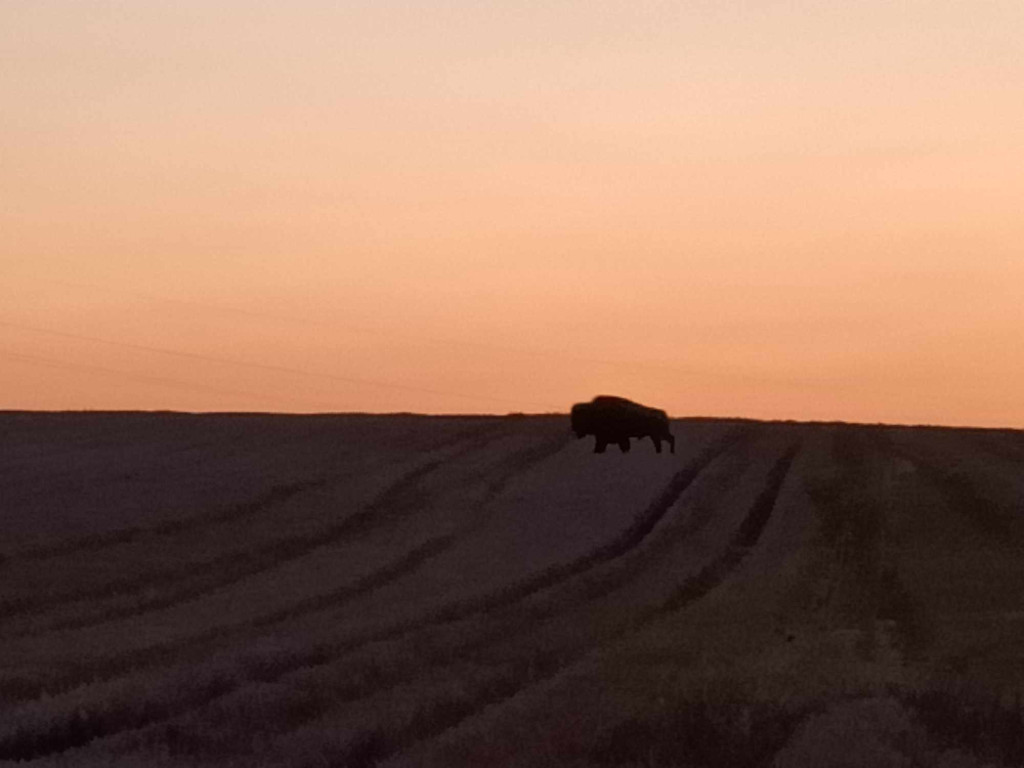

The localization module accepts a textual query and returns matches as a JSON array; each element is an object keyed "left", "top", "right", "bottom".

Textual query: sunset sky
[{"left": 3, "top": 2, "right": 1022, "bottom": 426}]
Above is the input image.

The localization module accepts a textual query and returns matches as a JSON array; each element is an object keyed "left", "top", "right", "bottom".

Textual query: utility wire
[
  {"left": 0, "top": 321, "right": 563, "bottom": 411},
  {"left": 0, "top": 349, "right": 326, "bottom": 409},
  {"left": 9, "top": 273, "right": 734, "bottom": 381},
  {"left": 6, "top": 272, "right": 844, "bottom": 404}
]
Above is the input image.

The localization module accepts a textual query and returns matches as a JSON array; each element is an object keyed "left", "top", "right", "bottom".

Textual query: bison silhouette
[{"left": 570, "top": 395, "right": 675, "bottom": 454}]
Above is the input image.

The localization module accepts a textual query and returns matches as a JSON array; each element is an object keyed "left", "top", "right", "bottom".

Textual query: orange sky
[{"left": 3, "top": 2, "right": 1023, "bottom": 426}]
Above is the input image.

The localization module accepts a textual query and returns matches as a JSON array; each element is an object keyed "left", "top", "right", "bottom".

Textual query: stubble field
[{"left": 2, "top": 412, "right": 1023, "bottom": 767}]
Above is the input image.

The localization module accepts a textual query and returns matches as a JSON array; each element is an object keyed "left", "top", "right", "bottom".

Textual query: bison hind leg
[
  {"left": 594, "top": 436, "right": 608, "bottom": 453},
  {"left": 619, "top": 438, "right": 631, "bottom": 453}
]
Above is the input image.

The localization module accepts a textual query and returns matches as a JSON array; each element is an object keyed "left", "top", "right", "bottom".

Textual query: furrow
[
  {"left": 244, "top": 433, "right": 770, "bottom": 755},
  {"left": 272, "top": 438, "right": 803, "bottom": 768},
  {"left": 419, "top": 427, "right": 754, "bottom": 627},
  {"left": 0, "top": 432, "right": 571, "bottom": 705},
  {"left": 0, "top": 429, "right": 740, "bottom": 760},
  {"left": 886, "top": 438, "right": 1016, "bottom": 540},
  {"left": 1, "top": 427, "right": 508, "bottom": 635},
  {"left": 0, "top": 480, "right": 324, "bottom": 622},
  {"left": 645, "top": 440, "right": 801, "bottom": 618},
  {"left": 17, "top": 479, "right": 327, "bottom": 562}
]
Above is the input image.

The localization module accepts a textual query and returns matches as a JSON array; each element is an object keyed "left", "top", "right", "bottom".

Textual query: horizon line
[{"left": 2, "top": 408, "right": 1021, "bottom": 433}]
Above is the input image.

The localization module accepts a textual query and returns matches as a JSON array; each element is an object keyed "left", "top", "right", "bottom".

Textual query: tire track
[
  {"left": 808, "top": 428, "right": 934, "bottom": 659},
  {"left": 646, "top": 439, "right": 800, "bottom": 617},
  {"left": 0, "top": 428, "right": 569, "bottom": 706},
  {"left": 885, "top": 434, "right": 1017, "bottom": 540},
  {"left": 0, "top": 416, "right": 343, "bottom": 556},
  {"left": 267, "top": 439, "right": 804, "bottom": 768},
  {"left": 16, "top": 479, "right": 328, "bottom": 562},
  {"left": 798, "top": 426, "right": 874, "bottom": 615},
  {"left": 9, "top": 421, "right": 493, "bottom": 564},
  {"left": 231, "top": 431, "right": 574, "bottom": 635},
  {"left": 0, "top": 428, "right": 746, "bottom": 761},
  {"left": 225, "top": 433, "right": 775, "bottom": 760},
  {"left": 496, "top": 432, "right": 763, "bottom": 623},
  {"left": 430, "top": 429, "right": 753, "bottom": 620},
  {"left": 0, "top": 480, "right": 325, "bottom": 620},
  {"left": 0, "top": 423, "right": 510, "bottom": 634},
  {"left": 46, "top": 432, "right": 574, "bottom": 683}
]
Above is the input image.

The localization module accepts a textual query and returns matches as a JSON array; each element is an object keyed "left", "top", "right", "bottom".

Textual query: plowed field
[{"left": 2, "top": 413, "right": 1023, "bottom": 767}]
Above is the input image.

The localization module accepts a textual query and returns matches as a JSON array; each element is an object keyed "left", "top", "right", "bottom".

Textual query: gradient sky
[{"left": 3, "top": 1, "right": 1022, "bottom": 426}]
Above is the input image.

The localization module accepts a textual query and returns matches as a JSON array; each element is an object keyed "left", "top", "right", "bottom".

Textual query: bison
[{"left": 570, "top": 395, "right": 675, "bottom": 454}]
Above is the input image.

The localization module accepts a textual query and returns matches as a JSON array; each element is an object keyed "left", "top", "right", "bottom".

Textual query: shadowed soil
[{"left": 1, "top": 413, "right": 1022, "bottom": 767}]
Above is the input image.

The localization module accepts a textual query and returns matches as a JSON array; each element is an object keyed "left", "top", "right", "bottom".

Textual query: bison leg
[
  {"left": 652, "top": 437, "right": 662, "bottom": 453},
  {"left": 594, "top": 436, "right": 608, "bottom": 453},
  {"left": 619, "top": 438, "right": 631, "bottom": 453}
]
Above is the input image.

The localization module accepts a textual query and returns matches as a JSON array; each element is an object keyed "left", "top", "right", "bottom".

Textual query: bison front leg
[
  {"left": 594, "top": 436, "right": 608, "bottom": 453},
  {"left": 652, "top": 436, "right": 663, "bottom": 453},
  {"left": 619, "top": 438, "right": 631, "bottom": 453}
]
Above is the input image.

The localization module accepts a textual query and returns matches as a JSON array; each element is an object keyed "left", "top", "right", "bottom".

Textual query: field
[{"left": 2, "top": 412, "right": 1024, "bottom": 767}]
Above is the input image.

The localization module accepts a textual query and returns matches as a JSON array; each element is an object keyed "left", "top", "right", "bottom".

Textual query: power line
[
  {"left": 5, "top": 272, "right": 845, "bottom": 397},
  {"left": 0, "top": 322, "right": 563, "bottom": 411},
  {"left": 0, "top": 349, "right": 324, "bottom": 409},
  {"left": 8, "top": 273, "right": 737, "bottom": 382}
]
